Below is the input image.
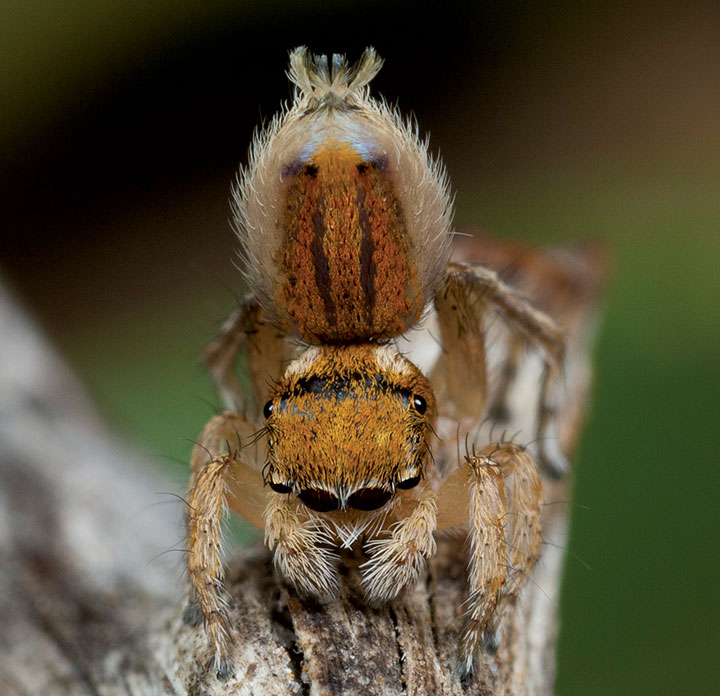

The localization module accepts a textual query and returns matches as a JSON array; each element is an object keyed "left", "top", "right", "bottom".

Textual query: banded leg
[
  {"left": 436, "top": 263, "right": 568, "bottom": 476},
  {"left": 203, "top": 296, "right": 288, "bottom": 417},
  {"left": 186, "top": 411, "right": 267, "bottom": 678},
  {"left": 360, "top": 487, "right": 438, "bottom": 603},
  {"left": 435, "top": 442, "right": 541, "bottom": 674}
]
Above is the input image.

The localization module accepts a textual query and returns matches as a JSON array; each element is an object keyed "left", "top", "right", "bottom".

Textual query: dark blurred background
[{"left": 2, "top": 2, "right": 719, "bottom": 693}]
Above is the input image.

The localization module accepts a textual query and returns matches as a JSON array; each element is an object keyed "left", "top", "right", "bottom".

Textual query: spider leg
[
  {"left": 486, "top": 337, "right": 522, "bottom": 423},
  {"left": 203, "top": 296, "right": 288, "bottom": 418},
  {"left": 360, "top": 486, "right": 438, "bottom": 604},
  {"left": 430, "top": 266, "right": 489, "bottom": 421},
  {"left": 434, "top": 442, "right": 541, "bottom": 674},
  {"left": 481, "top": 442, "right": 541, "bottom": 644},
  {"left": 186, "top": 411, "right": 267, "bottom": 678},
  {"left": 264, "top": 495, "right": 341, "bottom": 602},
  {"left": 435, "top": 263, "right": 568, "bottom": 476}
]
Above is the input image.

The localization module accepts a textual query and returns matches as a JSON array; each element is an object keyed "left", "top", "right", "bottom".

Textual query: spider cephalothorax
[
  {"left": 262, "top": 344, "right": 435, "bottom": 512},
  {"left": 186, "top": 47, "right": 603, "bottom": 681}
]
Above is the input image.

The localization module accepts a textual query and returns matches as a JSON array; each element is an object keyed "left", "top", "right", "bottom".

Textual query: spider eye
[
  {"left": 263, "top": 400, "right": 274, "bottom": 418},
  {"left": 269, "top": 481, "right": 292, "bottom": 494},
  {"left": 347, "top": 487, "right": 392, "bottom": 511},
  {"left": 397, "top": 474, "right": 421, "bottom": 490},
  {"left": 298, "top": 488, "right": 340, "bottom": 512},
  {"left": 412, "top": 394, "right": 427, "bottom": 415}
]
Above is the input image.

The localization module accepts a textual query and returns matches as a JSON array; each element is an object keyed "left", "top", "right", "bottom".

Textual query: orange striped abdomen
[{"left": 277, "top": 145, "right": 422, "bottom": 343}]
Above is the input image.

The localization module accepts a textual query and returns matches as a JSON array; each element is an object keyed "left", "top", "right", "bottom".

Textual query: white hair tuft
[{"left": 288, "top": 46, "right": 384, "bottom": 104}]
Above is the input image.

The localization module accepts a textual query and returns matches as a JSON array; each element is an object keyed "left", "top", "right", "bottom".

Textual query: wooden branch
[{"left": 0, "top": 256, "right": 602, "bottom": 695}]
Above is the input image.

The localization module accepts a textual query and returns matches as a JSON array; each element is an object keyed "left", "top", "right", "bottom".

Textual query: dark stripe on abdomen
[
  {"left": 311, "top": 200, "right": 337, "bottom": 328},
  {"left": 357, "top": 184, "right": 376, "bottom": 327}
]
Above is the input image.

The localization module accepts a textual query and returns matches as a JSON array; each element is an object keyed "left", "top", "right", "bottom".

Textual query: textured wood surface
[{"left": 0, "top": 253, "right": 602, "bottom": 694}]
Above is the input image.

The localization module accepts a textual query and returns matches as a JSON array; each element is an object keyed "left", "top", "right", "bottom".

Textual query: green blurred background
[{"left": 2, "top": 1, "right": 718, "bottom": 693}]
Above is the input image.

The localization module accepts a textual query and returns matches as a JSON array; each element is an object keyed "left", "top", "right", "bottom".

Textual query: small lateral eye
[
  {"left": 397, "top": 474, "right": 421, "bottom": 490},
  {"left": 269, "top": 481, "right": 292, "bottom": 494},
  {"left": 412, "top": 394, "right": 427, "bottom": 415},
  {"left": 263, "top": 400, "right": 274, "bottom": 419}
]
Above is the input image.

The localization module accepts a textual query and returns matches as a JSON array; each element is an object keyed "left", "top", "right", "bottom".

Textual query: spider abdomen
[{"left": 279, "top": 143, "right": 422, "bottom": 342}]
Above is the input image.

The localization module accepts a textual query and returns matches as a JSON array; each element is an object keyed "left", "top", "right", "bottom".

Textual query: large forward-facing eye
[
  {"left": 347, "top": 487, "right": 392, "bottom": 511},
  {"left": 298, "top": 488, "right": 340, "bottom": 512}
]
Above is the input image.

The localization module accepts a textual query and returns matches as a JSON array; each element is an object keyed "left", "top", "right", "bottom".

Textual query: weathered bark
[{"left": 0, "top": 272, "right": 588, "bottom": 695}]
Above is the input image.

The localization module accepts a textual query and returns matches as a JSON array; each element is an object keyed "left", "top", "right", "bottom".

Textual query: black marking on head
[{"left": 281, "top": 373, "right": 410, "bottom": 403}]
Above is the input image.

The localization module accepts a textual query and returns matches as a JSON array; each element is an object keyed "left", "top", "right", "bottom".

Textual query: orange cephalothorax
[
  {"left": 278, "top": 143, "right": 422, "bottom": 343},
  {"left": 261, "top": 344, "right": 435, "bottom": 511}
]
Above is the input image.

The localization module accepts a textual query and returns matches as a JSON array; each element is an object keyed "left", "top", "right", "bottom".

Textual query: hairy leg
[
  {"left": 435, "top": 442, "right": 542, "bottom": 674},
  {"left": 436, "top": 263, "right": 568, "bottom": 476},
  {"left": 186, "top": 411, "right": 267, "bottom": 678},
  {"left": 480, "top": 443, "right": 541, "bottom": 644},
  {"left": 264, "top": 496, "right": 341, "bottom": 601},
  {"left": 486, "top": 336, "right": 522, "bottom": 423},
  {"left": 203, "top": 296, "right": 289, "bottom": 417},
  {"left": 360, "top": 487, "right": 438, "bottom": 603},
  {"left": 431, "top": 270, "right": 488, "bottom": 421}
]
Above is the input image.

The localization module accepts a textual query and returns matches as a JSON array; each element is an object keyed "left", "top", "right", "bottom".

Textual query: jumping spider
[{"left": 186, "top": 47, "right": 599, "bottom": 678}]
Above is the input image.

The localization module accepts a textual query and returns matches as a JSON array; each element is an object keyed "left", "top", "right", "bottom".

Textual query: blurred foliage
[{"left": 2, "top": 1, "right": 719, "bottom": 694}]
